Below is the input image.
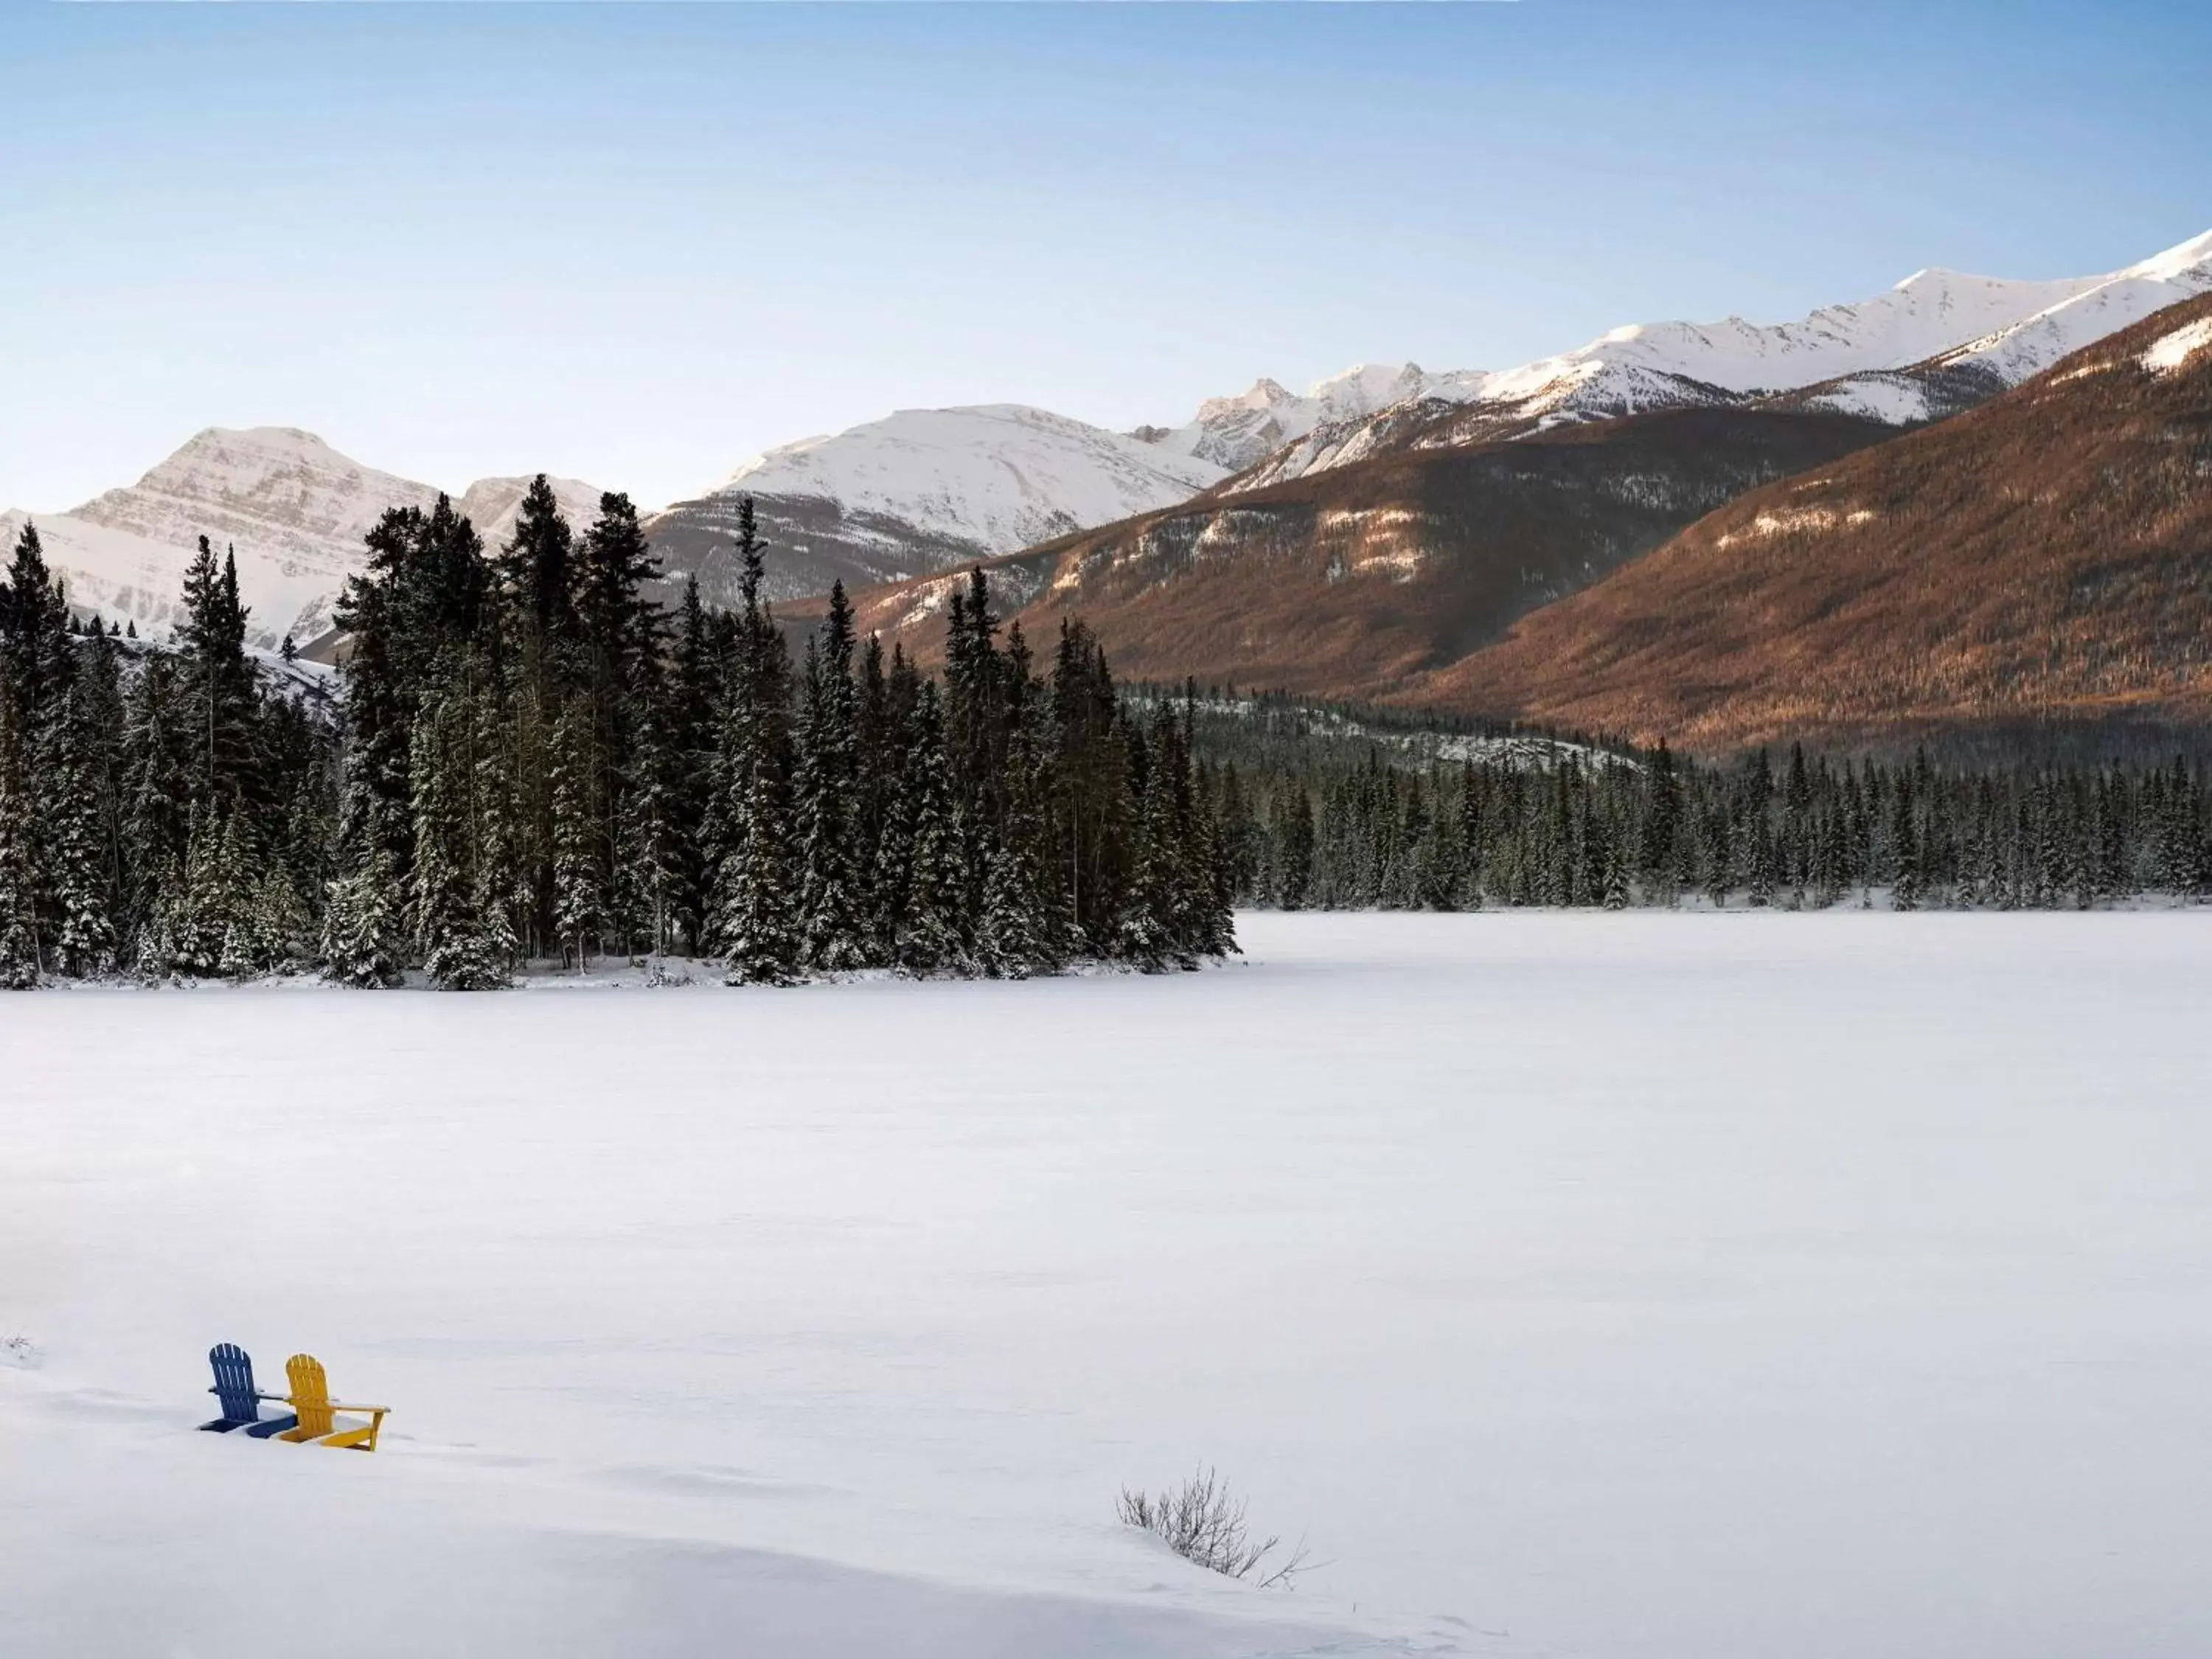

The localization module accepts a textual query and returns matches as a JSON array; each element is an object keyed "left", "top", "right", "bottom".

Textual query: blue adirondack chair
[{"left": 199, "top": 1343, "right": 299, "bottom": 1437}]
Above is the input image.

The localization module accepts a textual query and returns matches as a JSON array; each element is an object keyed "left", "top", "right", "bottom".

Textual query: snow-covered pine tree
[
  {"left": 0, "top": 680, "right": 41, "bottom": 989},
  {"left": 984, "top": 672, "right": 1072, "bottom": 974},
  {"left": 577, "top": 492, "right": 668, "bottom": 953},
  {"left": 549, "top": 699, "right": 600, "bottom": 973},
  {"left": 700, "top": 499, "right": 801, "bottom": 987},
  {"left": 174, "top": 537, "right": 260, "bottom": 809},
  {"left": 321, "top": 830, "right": 405, "bottom": 988},
  {"left": 793, "top": 585, "right": 869, "bottom": 974},
  {"left": 894, "top": 684, "right": 970, "bottom": 975},
  {"left": 410, "top": 676, "right": 508, "bottom": 990},
  {"left": 1746, "top": 814, "right": 1776, "bottom": 908},
  {"left": 77, "top": 623, "right": 132, "bottom": 945},
  {"left": 668, "top": 574, "right": 719, "bottom": 953},
  {"left": 1112, "top": 713, "right": 1182, "bottom": 970},
  {"left": 1599, "top": 811, "right": 1632, "bottom": 911},
  {"left": 1189, "top": 784, "right": 1239, "bottom": 955},
  {"left": 48, "top": 697, "right": 116, "bottom": 976},
  {"left": 976, "top": 831, "right": 1052, "bottom": 979},
  {"left": 863, "top": 644, "right": 920, "bottom": 959},
  {"left": 212, "top": 810, "right": 264, "bottom": 978},
  {"left": 613, "top": 678, "right": 683, "bottom": 959},
  {"left": 469, "top": 657, "right": 525, "bottom": 970},
  {"left": 709, "top": 744, "right": 799, "bottom": 986},
  {"left": 1889, "top": 777, "right": 1921, "bottom": 911}
]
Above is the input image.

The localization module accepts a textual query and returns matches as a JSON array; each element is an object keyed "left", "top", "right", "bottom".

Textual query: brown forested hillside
[
  {"left": 1422, "top": 292, "right": 2212, "bottom": 755},
  {"left": 796, "top": 406, "right": 1894, "bottom": 700}
]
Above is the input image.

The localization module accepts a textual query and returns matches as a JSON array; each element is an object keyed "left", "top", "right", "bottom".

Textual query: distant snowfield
[{"left": 5, "top": 911, "right": 2211, "bottom": 1659}]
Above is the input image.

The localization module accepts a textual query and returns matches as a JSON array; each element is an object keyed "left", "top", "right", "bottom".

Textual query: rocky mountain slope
[
  {"left": 1426, "top": 291, "right": 2212, "bottom": 755},
  {"left": 644, "top": 406, "right": 1225, "bottom": 607},
  {"left": 791, "top": 405, "right": 1897, "bottom": 700},
  {"left": 1, "top": 429, "right": 601, "bottom": 650}
]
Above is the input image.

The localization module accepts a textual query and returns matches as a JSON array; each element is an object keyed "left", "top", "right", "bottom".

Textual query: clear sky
[{"left": 2, "top": 0, "right": 2206, "bottom": 512}]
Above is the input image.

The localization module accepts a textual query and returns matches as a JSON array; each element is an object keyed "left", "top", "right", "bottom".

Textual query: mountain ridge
[
  {"left": 646, "top": 226, "right": 2211, "bottom": 603},
  {"left": 2, "top": 427, "right": 603, "bottom": 650},
  {"left": 1419, "top": 289, "right": 2212, "bottom": 756}
]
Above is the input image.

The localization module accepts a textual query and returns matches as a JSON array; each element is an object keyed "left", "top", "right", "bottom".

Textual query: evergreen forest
[
  {"left": 0, "top": 482, "right": 1233, "bottom": 988},
  {"left": 1199, "top": 723, "right": 2212, "bottom": 914},
  {"left": 2, "top": 479, "right": 2210, "bottom": 995}
]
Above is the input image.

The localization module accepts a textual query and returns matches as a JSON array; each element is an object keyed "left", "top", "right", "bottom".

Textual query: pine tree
[
  {"left": 0, "top": 682, "right": 41, "bottom": 988},
  {"left": 700, "top": 498, "right": 802, "bottom": 986},
  {"left": 894, "top": 685, "right": 970, "bottom": 975},
  {"left": 47, "top": 697, "right": 116, "bottom": 976},
  {"left": 668, "top": 574, "right": 719, "bottom": 953},
  {"left": 321, "top": 839, "right": 405, "bottom": 987},
  {"left": 1889, "top": 777, "right": 1922, "bottom": 911},
  {"left": 549, "top": 700, "right": 601, "bottom": 972},
  {"left": 408, "top": 671, "right": 509, "bottom": 991},
  {"left": 793, "top": 586, "right": 868, "bottom": 973},
  {"left": 175, "top": 537, "right": 259, "bottom": 808},
  {"left": 977, "top": 832, "right": 1051, "bottom": 978}
]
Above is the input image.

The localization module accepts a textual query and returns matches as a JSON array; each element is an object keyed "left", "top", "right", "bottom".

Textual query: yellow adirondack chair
[{"left": 275, "top": 1353, "right": 389, "bottom": 1452}]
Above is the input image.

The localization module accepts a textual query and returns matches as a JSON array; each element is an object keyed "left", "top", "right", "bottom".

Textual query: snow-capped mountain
[
  {"left": 1138, "top": 364, "right": 1491, "bottom": 475},
  {"left": 453, "top": 473, "right": 608, "bottom": 554},
  {"left": 720, "top": 405, "right": 1222, "bottom": 552},
  {"left": 1, "top": 428, "right": 602, "bottom": 650},
  {"left": 1919, "top": 228, "right": 2212, "bottom": 386},
  {"left": 644, "top": 405, "right": 1225, "bottom": 607},
  {"left": 1222, "top": 228, "right": 2212, "bottom": 490}
]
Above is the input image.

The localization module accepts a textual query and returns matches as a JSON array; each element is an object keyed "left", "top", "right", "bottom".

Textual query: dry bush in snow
[{"left": 1117, "top": 1467, "right": 1310, "bottom": 1588}]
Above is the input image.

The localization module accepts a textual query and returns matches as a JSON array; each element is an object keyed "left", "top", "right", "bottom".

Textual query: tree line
[
  {"left": 1204, "top": 737, "right": 2212, "bottom": 911},
  {"left": 0, "top": 481, "right": 1235, "bottom": 988}
]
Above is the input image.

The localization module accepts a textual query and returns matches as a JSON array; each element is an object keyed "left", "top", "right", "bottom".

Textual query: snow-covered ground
[{"left": 6, "top": 911, "right": 2211, "bottom": 1659}]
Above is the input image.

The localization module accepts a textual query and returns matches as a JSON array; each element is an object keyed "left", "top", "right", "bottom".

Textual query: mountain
[
  {"left": 654, "top": 228, "right": 2211, "bottom": 611},
  {"left": 1, "top": 428, "right": 602, "bottom": 651},
  {"left": 1423, "top": 291, "right": 2212, "bottom": 757},
  {"left": 1220, "top": 229, "right": 2212, "bottom": 492},
  {"left": 791, "top": 404, "right": 1898, "bottom": 700},
  {"left": 1135, "top": 363, "right": 1492, "bottom": 474},
  {"left": 643, "top": 406, "right": 1225, "bottom": 607}
]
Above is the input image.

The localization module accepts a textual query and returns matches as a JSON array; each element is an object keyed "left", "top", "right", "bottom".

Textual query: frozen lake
[{"left": 4, "top": 911, "right": 2211, "bottom": 1659}]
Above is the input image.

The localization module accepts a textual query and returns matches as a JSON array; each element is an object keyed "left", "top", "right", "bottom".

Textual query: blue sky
[{"left": 1, "top": 1, "right": 2206, "bottom": 511}]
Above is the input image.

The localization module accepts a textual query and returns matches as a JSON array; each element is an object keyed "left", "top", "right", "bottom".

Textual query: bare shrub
[{"left": 1117, "top": 1466, "right": 1310, "bottom": 1588}]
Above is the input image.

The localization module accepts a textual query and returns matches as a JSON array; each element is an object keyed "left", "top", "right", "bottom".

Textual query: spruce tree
[
  {"left": 549, "top": 700, "right": 601, "bottom": 972},
  {"left": 321, "top": 838, "right": 405, "bottom": 988},
  {"left": 701, "top": 498, "right": 802, "bottom": 985},
  {"left": 0, "top": 683, "right": 41, "bottom": 988},
  {"left": 47, "top": 698, "right": 116, "bottom": 976},
  {"left": 893, "top": 684, "right": 970, "bottom": 974},
  {"left": 792, "top": 587, "right": 868, "bottom": 973}
]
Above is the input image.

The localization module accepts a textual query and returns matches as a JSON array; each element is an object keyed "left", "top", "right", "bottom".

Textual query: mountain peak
[{"left": 2121, "top": 226, "right": 2212, "bottom": 283}]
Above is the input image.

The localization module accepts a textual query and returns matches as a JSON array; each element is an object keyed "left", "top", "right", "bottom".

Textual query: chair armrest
[{"left": 327, "top": 1401, "right": 389, "bottom": 1416}]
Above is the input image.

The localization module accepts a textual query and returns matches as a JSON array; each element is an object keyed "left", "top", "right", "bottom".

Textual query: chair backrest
[
  {"left": 208, "top": 1343, "right": 261, "bottom": 1422},
  {"left": 285, "top": 1353, "right": 334, "bottom": 1436}
]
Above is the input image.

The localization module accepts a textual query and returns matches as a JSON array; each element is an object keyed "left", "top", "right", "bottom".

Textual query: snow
[
  {"left": 713, "top": 405, "right": 1228, "bottom": 557},
  {"left": 1940, "top": 229, "right": 2212, "bottom": 383},
  {"left": 7, "top": 911, "right": 2212, "bottom": 1659},
  {"left": 1799, "top": 373, "right": 1936, "bottom": 424},
  {"left": 2140, "top": 315, "right": 2212, "bottom": 375}
]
